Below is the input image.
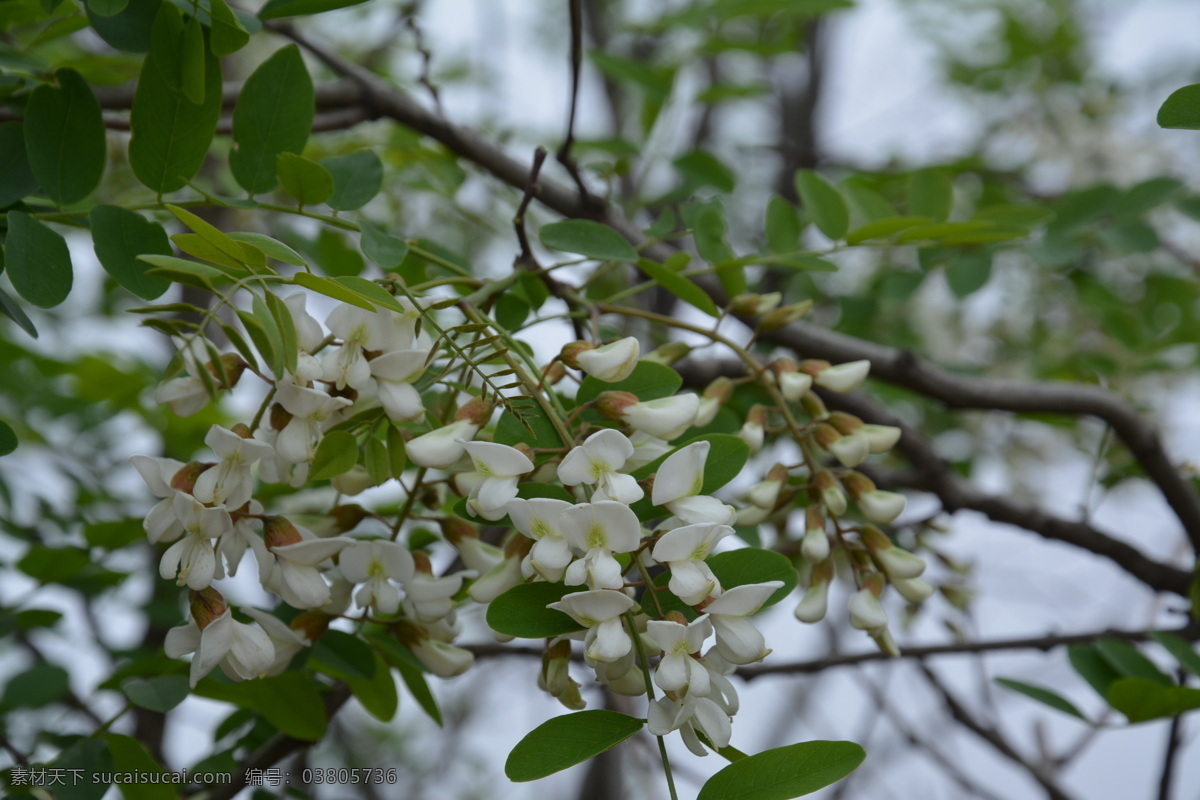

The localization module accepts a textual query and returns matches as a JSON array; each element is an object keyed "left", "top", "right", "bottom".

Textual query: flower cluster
[{"left": 134, "top": 284, "right": 929, "bottom": 757}]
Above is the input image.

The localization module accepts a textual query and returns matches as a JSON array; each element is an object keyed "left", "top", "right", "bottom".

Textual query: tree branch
[{"left": 259, "top": 21, "right": 1200, "bottom": 552}]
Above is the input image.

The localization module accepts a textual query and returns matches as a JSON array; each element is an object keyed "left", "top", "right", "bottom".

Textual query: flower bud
[
  {"left": 739, "top": 404, "right": 767, "bottom": 453},
  {"left": 230, "top": 423, "right": 254, "bottom": 439},
  {"left": 800, "top": 392, "right": 829, "bottom": 421},
  {"left": 748, "top": 464, "right": 788, "bottom": 509},
  {"left": 189, "top": 587, "right": 227, "bottom": 629},
  {"left": 813, "top": 360, "right": 870, "bottom": 393},
  {"left": 730, "top": 292, "right": 782, "bottom": 316},
  {"left": 757, "top": 300, "right": 813, "bottom": 331},
  {"left": 644, "top": 341, "right": 690, "bottom": 366},
  {"left": 439, "top": 516, "right": 478, "bottom": 546},
  {"left": 207, "top": 353, "right": 247, "bottom": 390},
  {"left": 813, "top": 470, "right": 847, "bottom": 516},
  {"left": 542, "top": 360, "right": 567, "bottom": 385},
  {"left": 848, "top": 575, "right": 888, "bottom": 633},
  {"left": 171, "top": 461, "right": 213, "bottom": 494},
  {"left": 856, "top": 490, "right": 907, "bottom": 524},
  {"left": 263, "top": 516, "right": 303, "bottom": 549},
  {"left": 794, "top": 561, "right": 832, "bottom": 623},
  {"left": 331, "top": 465, "right": 373, "bottom": 496},
  {"left": 860, "top": 525, "right": 925, "bottom": 579},
  {"left": 270, "top": 402, "right": 293, "bottom": 432},
  {"left": 328, "top": 504, "right": 368, "bottom": 533},
  {"left": 593, "top": 390, "right": 640, "bottom": 421},
  {"left": 559, "top": 341, "right": 594, "bottom": 370},
  {"left": 694, "top": 377, "right": 733, "bottom": 427},
  {"left": 815, "top": 425, "right": 868, "bottom": 467},
  {"left": 894, "top": 577, "right": 935, "bottom": 603},
  {"left": 455, "top": 398, "right": 495, "bottom": 426},
  {"left": 871, "top": 628, "right": 900, "bottom": 657},
  {"left": 801, "top": 506, "right": 829, "bottom": 562},
  {"left": 290, "top": 610, "right": 332, "bottom": 641},
  {"left": 576, "top": 337, "right": 640, "bottom": 382},
  {"left": 539, "top": 640, "right": 585, "bottom": 710},
  {"left": 828, "top": 412, "right": 864, "bottom": 436},
  {"left": 861, "top": 424, "right": 901, "bottom": 454}
]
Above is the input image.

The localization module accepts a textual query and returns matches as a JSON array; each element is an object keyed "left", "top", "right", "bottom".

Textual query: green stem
[{"left": 626, "top": 610, "right": 679, "bottom": 800}]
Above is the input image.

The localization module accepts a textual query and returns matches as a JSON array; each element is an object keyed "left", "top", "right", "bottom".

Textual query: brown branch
[
  {"left": 514, "top": 146, "right": 548, "bottom": 270},
  {"left": 259, "top": 21, "right": 1200, "bottom": 554},
  {"left": 918, "top": 664, "right": 1077, "bottom": 800},
  {"left": 557, "top": 0, "right": 592, "bottom": 200}
]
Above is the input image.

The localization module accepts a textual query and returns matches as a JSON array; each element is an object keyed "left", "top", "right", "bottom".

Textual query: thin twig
[
  {"left": 514, "top": 147, "right": 548, "bottom": 270},
  {"left": 557, "top": 0, "right": 592, "bottom": 200}
]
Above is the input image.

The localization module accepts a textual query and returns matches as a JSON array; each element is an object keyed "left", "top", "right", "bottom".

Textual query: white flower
[
  {"left": 622, "top": 394, "right": 700, "bottom": 441},
  {"left": 263, "top": 521, "right": 355, "bottom": 609},
  {"left": 404, "top": 569, "right": 472, "bottom": 623},
  {"left": 625, "top": 431, "right": 673, "bottom": 470},
  {"left": 827, "top": 432, "right": 870, "bottom": 468},
  {"left": 369, "top": 349, "right": 429, "bottom": 422},
  {"left": 651, "top": 522, "right": 732, "bottom": 604},
  {"left": 576, "top": 337, "right": 640, "bottom": 382},
  {"left": 131, "top": 455, "right": 186, "bottom": 544},
  {"left": 507, "top": 498, "right": 574, "bottom": 581},
  {"left": 214, "top": 501, "right": 270, "bottom": 578},
  {"left": 557, "top": 429, "right": 643, "bottom": 504},
  {"left": 794, "top": 579, "right": 830, "bottom": 622},
  {"left": 814, "top": 360, "right": 870, "bottom": 393},
  {"left": 801, "top": 526, "right": 830, "bottom": 563},
  {"left": 469, "top": 551, "right": 524, "bottom": 603},
  {"left": 321, "top": 304, "right": 379, "bottom": 390},
  {"left": 284, "top": 292, "right": 326, "bottom": 354},
  {"left": 274, "top": 383, "right": 353, "bottom": 464},
  {"left": 459, "top": 441, "right": 533, "bottom": 521},
  {"left": 703, "top": 581, "right": 783, "bottom": 665},
  {"left": 779, "top": 371, "right": 813, "bottom": 402},
  {"left": 160, "top": 494, "right": 230, "bottom": 590},
  {"left": 192, "top": 425, "right": 274, "bottom": 510},
  {"left": 894, "top": 577, "right": 935, "bottom": 603},
  {"left": 165, "top": 608, "right": 274, "bottom": 688},
  {"left": 410, "top": 638, "right": 474, "bottom": 677},
  {"left": 241, "top": 607, "right": 312, "bottom": 676},
  {"left": 848, "top": 587, "right": 888, "bottom": 633},
  {"left": 647, "top": 693, "right": 731, "bottom": 756},
  {"left": 153, "top": 336, "right": 213, "bottom": 416},
  {"left": 561, "top": 501, "right": 643, "bottom": 590},
  {"left": 339, "top": 539, "right": 415, "bottom": 616},
  {"left": 647, "top": 615, "right": 712, "bottom": 696},
  {"left": 856, "top": 490, "right": 907, "bottom": 523},
  {"left": 547, "top": 589, "right": 635, "bottom": 663},
  {"left": 406, "top": 419, "right": 480, "bottom": 469},
  {"left": 862, "top": 424, "right": 901, "bottom": 453},
  {"left": 651, "top": 441, "right": 735, "bottom": 525}
]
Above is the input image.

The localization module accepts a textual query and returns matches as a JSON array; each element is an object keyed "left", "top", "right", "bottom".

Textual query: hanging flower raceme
[
  {"left": 650, "top": 441, "right": 735, "bottom": 525},
  {"left": 560, "top": 501, "right": 643, "bottom": 590},
  {"left": 557, "top": 429, "right": 644, "bottom": 504},
  {"left": 546, "top": 589, "right": 636, "bottom": 663}
]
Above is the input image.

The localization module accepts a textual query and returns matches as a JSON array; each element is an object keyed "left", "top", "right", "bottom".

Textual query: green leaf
[
  {"left": 995, "top": 678, "right": 1087, "bottom": 720},
  {"left": 387, "top": 426, "right": 407, "bottom": 475},
  {"left": 0, "top": 419, "right": 16, "bottom": 456},
  {"left": 0, "top": 288, "right": 38, "bottom": 338},
  {"left": 227, "top": 232, "right": 308, "bottom": 266},
  {"left": 179, "top": 15, "right": 206, "bottom": 104},
  {"left": 674, "top": 150, "right": 735, "bottom": 193},
  {"left": 697, "top": 741, "right": 865, "bottom": 800},
  {"left": 0, "top": 121, "right": 38, "bottom": 206},
  {"left": 248, "top": 672, "right": 327, "bottom": 741},
  {"left": 707, "top": 548, "right": 798, "bottom": 606},
  {"left": 141, "top": 254, "right": 226, "bottom": 289},
  {"left": 1095, "top": 639, "right": 1172, "bottom": 685},
  {"left": 395, "top": 657, "right": 441, "bottom": 725},
  {"left": 1107, "top": 678, "right": 1200, "bottom": 723},
  {"left": 496, "top": 293, "right": 530, "bottom": 330},
  {"left": 6, "top": 211, "right": 73, "bottom": 307},
  {"left": 167, "top": 204, "right": 258, "bottom": 268},
  {"left": 235, "top": 307, "right": 278, "bottom": 377},
  {"left": 1149, "top": 632, "right": 1200, "bottom": 677},
  {"left": 102, "top": 733, "right": 175, "bottom": 800},
  {"left": 765, "top": 195, "right": 800, "bottom": 254},
  {"left": 264, "top": 290, "right": 299, "bottom": 374},
  {"left": 90, "top": 205, "right": 172, "bottom": 300},
  {"left": 505, "top": 710, "right": 643, "bottom": 781},
  {"left": 129, "top": 3, "right": 222, "bottom": 193},
  {"left": 309, "top": 429, "right": 359, "bottom": 480},
  {"left": 909, "top": 167, "right": 953, "bottom": 221},
  {"left": 795, "top": 170, "right": 849, "bottom": 240},
  {"left": 693, "top": 203, "right": 744, "bottom": 294},
  {"left": 84, "top": 519, "right": 144, "bottom": 549},
  {"left": 1068, "top": 644, "right": 1123, "bottom": 698},
  {"left": 845, "top": 215, "right": 934, "bottom": 245},
  {"left": 495, "top": 402, "right": 565, "bottom": 450},
  {"left": 23, "top": 68, "right": 106, "bottom": 204},
  {"left": 277, "top": 152, "right": 334, "bottom": 207},
  {"left": 88, "top": 0, "right": 128, "bottom": 16},
  {"left": 53, "top": 738, "right": 114, "bottom": 800},
  {"left": 123, "top": 674, "right": 189, "bottom": 712},
  {"left": 323, "top": 150, "right": 384, "bottom": 210},
  {"left": 364, "top": 436, "right": 390, "bottom": 484},
  {"left": 945, "top": 252, "right": 992, "bottom": 298},
  {"left": 577, "top": 360, "right": 682, "bottom": 405},
  {"left": 973, "top": 204, "right": 1054, "bottom": 226},
  {"left": 335, "top": 276, "right": 408, "bottom": 312},
  {"left": 86, "top": 0, "right": 161, "bottom": 52},
  {"left": 292, "top": 272, "right": 377, "bottom": 311},
  {"left": 842, "top": 178, "right": 895, "bottom": 223},
  {"left": 540, "top": 220, "right": 638, "bottom": 262},
  {"left": 230, "top": 45, "right": 314, "bottom": 195},
  {"left": 315, "top": 228, "right": 365, "bottom": 276},
  {"left": 487, "top": 582, "right": 585, "bottom": 638},
  {"left": 0, "top": 664, "right": 70, "bottom": 709},
  {"left": 259, "top": 0, "right": 371, "bottom": 19},
  {"left": 311, "top": 629, "right": 377, "bottom": 680},
  {"left": 1157, "top": 83, "right": 1200, "bottom": 129},
  {"left": 208, "top": 0, "right": 250, "bottom": 56},
  {"left": 360, "top": 221, "right": 410, "bottom": 268},
  {"left": 636, "top": 257, "right": 719, "bottom": 317},
  {"left": 345, "top": 652, "right": 398, "bottom": 722}
]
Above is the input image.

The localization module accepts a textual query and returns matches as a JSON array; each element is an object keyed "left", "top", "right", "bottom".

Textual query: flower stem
[{"left": 626, "top": 610, "right": 679, "bottom": 800}]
